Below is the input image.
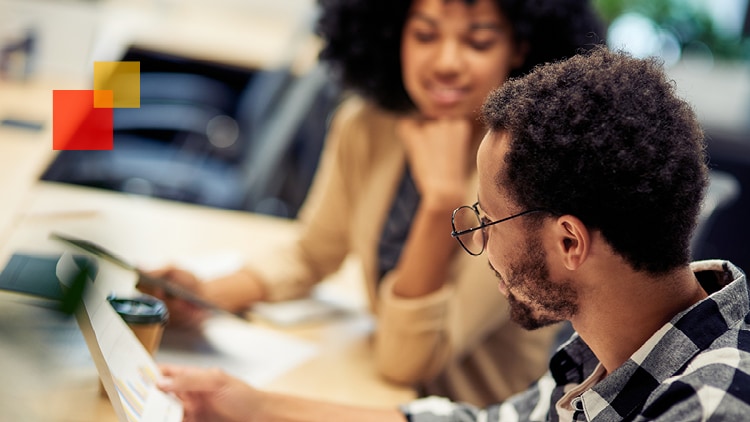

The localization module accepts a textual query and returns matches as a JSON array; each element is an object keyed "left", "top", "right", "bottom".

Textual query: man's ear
[{"left": 554, "top": 215, "right": 590, "bottom": 270}]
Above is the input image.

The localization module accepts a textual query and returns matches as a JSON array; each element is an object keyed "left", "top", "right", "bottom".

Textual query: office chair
[
  {"left": 42, "top": 71, "right": 249, "bottom": 208},
  {"left": 237, "top": 62, "right": 341, "bottom": 217},
  {"left": 113, "top": 72, "right": 243, "bottom": 163},
  {"left": 42, "top": 61, "right": 340, "bottom": 215}
]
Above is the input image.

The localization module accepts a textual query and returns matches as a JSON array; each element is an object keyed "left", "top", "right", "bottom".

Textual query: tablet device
[{"left": 50, "top": 232, "right": 249, "bottom": 321}]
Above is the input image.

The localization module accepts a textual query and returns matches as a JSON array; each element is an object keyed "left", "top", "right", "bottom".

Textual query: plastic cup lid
[{"left": 107, "top": 294, "right": 169, "bottom": 324}]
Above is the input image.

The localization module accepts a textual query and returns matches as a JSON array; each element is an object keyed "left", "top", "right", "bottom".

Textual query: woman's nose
[{"left": 433, "top": 39, "right": 463, "bottom": 74}]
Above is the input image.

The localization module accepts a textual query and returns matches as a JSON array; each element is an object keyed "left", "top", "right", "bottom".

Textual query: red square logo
[{"left": 53, "top": 90, "right": 113, "bottom": 150}]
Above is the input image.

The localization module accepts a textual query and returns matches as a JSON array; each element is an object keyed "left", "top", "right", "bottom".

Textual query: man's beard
[{"left": 496, "top": 235, "right": 578, "bottom": 330}]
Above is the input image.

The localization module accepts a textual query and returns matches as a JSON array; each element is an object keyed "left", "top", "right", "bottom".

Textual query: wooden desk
[
  {"left": 0, "top": 182, "right": 415, "bottom": 421},
  {"left": 0, "top": 79, "right": 58, "bottom": 243}
]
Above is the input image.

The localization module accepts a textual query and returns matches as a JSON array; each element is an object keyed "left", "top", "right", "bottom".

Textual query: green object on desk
[{"left": 0, "top": 253, "right": 96, "bottom": 314}]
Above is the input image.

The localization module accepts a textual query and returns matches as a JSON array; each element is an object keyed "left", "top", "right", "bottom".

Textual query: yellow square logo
[{"left": 93, "top": 61, "right": 140, "bottom": 108}]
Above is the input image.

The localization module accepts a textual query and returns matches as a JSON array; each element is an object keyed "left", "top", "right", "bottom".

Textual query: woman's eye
[
  {"left": 414, "top": 31, "right": 436, "bottom": 43},
  {"left": 470, "top": 40, "right": 495, "bottom": 51}
]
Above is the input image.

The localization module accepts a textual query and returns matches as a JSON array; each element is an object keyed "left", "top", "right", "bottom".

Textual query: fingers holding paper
[{"left": 158, "top": 365, "right": 257, "bottom": 422}]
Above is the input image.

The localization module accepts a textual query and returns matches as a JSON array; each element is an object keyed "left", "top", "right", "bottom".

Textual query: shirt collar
[{"left": 551, "top": 260, "right": 747, "bottom": 420}]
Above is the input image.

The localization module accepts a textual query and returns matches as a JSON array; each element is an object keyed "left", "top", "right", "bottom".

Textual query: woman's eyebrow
[
  {"left": 408, "top": 13, "right": 438, "bottom": 27},
  {"left": 469, "top": 22, "right": 504, "bottom": 32},
  {"left": 407, "top": 14, "right": 504, "bottom": 32}
]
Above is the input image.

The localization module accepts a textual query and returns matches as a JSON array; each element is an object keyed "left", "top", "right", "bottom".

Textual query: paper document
[
  {"left": 56, "top": 253, "right": 183, "bottom": 422},
  {"left": 141, "top": 252, "right": 323, "bottom": 384},
  {"left": 157, "top": 316, "right": 319, "bottom": 387}
]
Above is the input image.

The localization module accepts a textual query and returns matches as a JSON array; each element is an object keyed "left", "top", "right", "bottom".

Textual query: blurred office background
[
  {"left": 1, "top": 0, "right": 749, "bottom": 269},
  {"left": 593, "top": 0, "right": 750, "bottom": 272}
]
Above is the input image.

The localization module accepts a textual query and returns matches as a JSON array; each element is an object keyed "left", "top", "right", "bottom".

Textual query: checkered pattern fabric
[{"left": 402, "top": 260, "right": 750, "bottom": 421}]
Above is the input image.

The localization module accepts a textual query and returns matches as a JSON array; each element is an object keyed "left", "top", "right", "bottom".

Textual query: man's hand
[
  {"left": 157, "top": 364, "right": 409, "bottom": 422},
  {"left": 158, "top": 365, "right": 258, "bottom": 422}
]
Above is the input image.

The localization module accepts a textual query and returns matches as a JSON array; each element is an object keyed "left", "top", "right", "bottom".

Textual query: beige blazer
[{"left": 246, "top": 96, "right": 557, "bottom": 406}]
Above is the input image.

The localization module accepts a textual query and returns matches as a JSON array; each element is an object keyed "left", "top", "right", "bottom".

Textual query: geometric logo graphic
[
  {"left": 93, "top": 61, "right": 140, "bottom": 108},
  {"left": 52, "top": 90, "right": 114, "bottom": 150},
  {"left": 53, "top": 61, "right": 140, "bottom": 150}
]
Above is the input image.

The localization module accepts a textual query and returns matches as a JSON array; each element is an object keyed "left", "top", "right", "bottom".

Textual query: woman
[{"left": 147, "top": 0, "right": 604, "bottom": 405}]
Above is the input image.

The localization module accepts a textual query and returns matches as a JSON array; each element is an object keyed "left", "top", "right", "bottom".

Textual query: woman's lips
[{"left": 427, "top": 86, "right": 467, "bottom": 106}]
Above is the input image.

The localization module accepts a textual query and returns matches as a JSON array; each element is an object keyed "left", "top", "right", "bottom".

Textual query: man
[{"left": 157, "top": 47, "right": 750, "bottom": 421}]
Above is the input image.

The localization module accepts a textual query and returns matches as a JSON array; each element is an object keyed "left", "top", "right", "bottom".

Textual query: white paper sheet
[
  {"left": 156, "top": 316, "right": 319, "bottom": 387},
  {"left": 56, "top": 252, "right": 183, "bottom": 422}
]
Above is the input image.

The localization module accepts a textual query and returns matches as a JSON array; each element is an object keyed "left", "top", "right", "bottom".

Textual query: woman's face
[{"left": 401, "top": 0, "right": 523, "bottom": 119}]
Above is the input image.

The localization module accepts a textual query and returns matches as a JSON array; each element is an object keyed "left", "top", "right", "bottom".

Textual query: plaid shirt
[{"left": 402, "top": 260, "right": 750, "bottom": 421}]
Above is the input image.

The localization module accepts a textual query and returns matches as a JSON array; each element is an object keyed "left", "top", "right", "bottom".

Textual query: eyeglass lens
[{"left": 453, "top": 206, "right": 485, "bottom": 255}]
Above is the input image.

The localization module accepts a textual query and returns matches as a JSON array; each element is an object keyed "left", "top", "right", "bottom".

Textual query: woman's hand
[
  {"left": 158, "top": 365, "right": 259, "bottom": 422},
  {"left": 139, "top": 267, "right": 266, "bottom": 327},
  {"left": 396, "top": 117, "right": 473, "bottom": 207},
  {"left": 137, "top": 267, "right": 208, "bottom": 328}
]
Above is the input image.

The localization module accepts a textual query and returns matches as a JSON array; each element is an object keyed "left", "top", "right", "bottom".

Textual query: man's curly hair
[
  {"left": 315, "top": 0, "right": 605, "bottom": 112},
  {"left": 481, "top": 47, "right": 708, "bottom": 274}
]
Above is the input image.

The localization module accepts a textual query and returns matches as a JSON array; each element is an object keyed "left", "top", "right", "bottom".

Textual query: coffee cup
[
  {"left": 100, "top": 294, "right": 169, "bottom": 395},
  {"left": 108, "top": 294, "right": 169, "bottom": 354}
]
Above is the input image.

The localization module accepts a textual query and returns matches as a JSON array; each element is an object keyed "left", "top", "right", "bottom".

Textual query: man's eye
[{"left": 480, "top": 216, "right": 491, "bottom": 225}]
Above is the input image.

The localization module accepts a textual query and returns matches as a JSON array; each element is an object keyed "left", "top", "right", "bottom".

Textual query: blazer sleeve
[
  {"left": 243, "top": 98, "right": 365, "bottom": 301},
  {"left": 374, "top": 228, "right": 513, "bottom": 384}
]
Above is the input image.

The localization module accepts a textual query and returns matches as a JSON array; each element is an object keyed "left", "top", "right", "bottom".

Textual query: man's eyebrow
[{"left": 476, "top": 198, "right": 499, "bottom": 220}]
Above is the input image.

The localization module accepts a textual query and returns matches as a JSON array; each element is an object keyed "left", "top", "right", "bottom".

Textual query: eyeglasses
[{"left": 451, "top": 202, "right": 547, "bottom": 256}]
